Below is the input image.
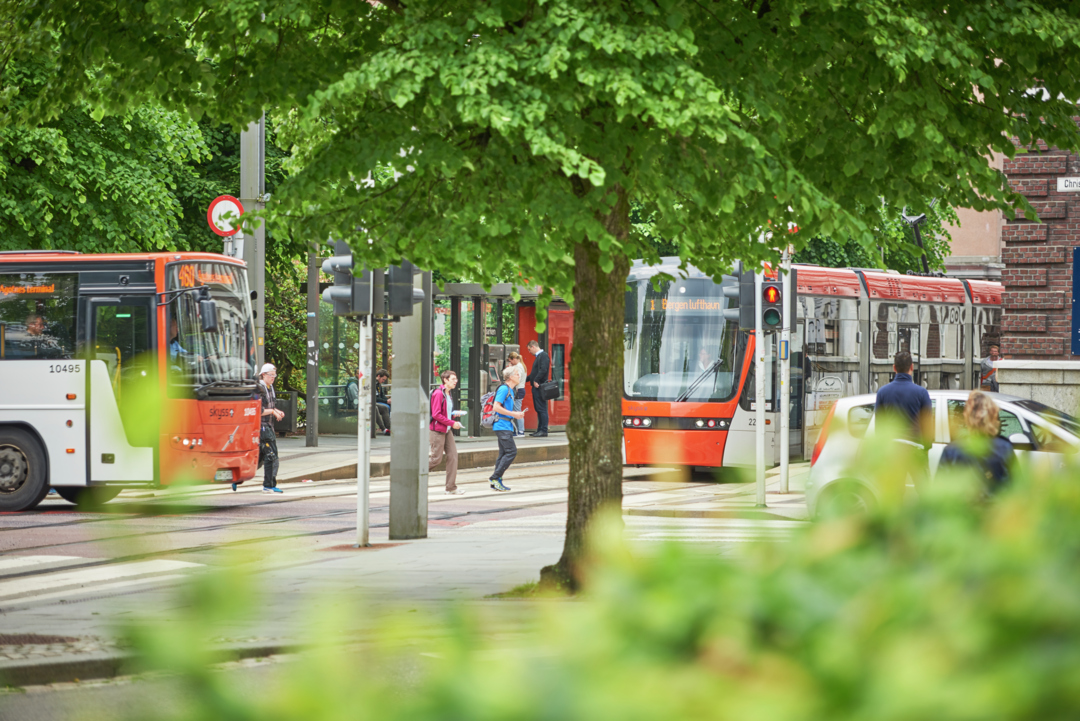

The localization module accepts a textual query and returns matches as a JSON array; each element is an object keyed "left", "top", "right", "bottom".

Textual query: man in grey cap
[{"left": 253, "top": 363, "right": 285, "bottom": 494}]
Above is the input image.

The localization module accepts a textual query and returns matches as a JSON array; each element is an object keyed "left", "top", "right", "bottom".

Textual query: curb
[
  {"left": 624, "top": 508, "right": 806, "bottom": 522},
  {"left": 278, "top": 441, "right": 570, "bottom": 484},
  {"left": 0, "top": 642, "right": 296, "bottom": 688}
]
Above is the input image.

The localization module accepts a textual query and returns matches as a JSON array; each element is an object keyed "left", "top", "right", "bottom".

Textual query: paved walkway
[{"left": 0, "top": 458, "right": 810, "bottom": 689}]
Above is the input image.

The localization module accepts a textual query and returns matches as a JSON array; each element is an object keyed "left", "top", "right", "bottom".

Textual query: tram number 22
[
  {"left": 49, "top": 364, "right": 81, "bottom": 374},
  {"left": 748, "top": 418, "right": 756, "bottom": 426}
]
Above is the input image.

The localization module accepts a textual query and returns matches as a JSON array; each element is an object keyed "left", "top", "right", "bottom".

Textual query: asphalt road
[{"left": 0, "top": 460, "right": 804, "bottom": 720}]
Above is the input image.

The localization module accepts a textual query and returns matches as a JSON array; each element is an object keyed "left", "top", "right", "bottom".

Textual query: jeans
[
  {"left": 513, "top": 396, "right": 524, "bottom": 435},
  {"left": 531, "top": 386, "right": 548, "bottom": 432},
  {"left": 491, "top": 430, "right": 518, "bottom": 480},
  {"left": 429, "top": 430, "right": 459, "bottom": 491},
  {"left": 259, "top": 426, "right": 279, "bottom": 489},
  {"left": 375, "top": 402, "right": 391, "bottom": 431}
]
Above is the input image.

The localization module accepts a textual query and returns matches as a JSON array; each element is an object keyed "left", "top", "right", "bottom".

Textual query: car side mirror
[{"left": 1008, "top": 432, "right": 1033, "bottom": 450}]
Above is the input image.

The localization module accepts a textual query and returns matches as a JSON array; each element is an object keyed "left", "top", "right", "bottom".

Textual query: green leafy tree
[
  {"left": 795, "top": 201, "right": 958, "bottom": 273},
  {"left": 12, "top": 0, "right": 1080, "bottom": 588}
]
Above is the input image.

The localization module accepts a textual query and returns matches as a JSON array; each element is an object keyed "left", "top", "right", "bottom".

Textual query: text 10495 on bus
[
  {"left": 0, "top": 251, "right": 262, "bottom": 511},
  {"left": 622, "top": 259, "right": 1001, "bottom": 470}
]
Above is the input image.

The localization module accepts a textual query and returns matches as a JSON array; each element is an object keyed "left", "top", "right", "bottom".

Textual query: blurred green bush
[{"left": 120, "top": 461, "right": 1080, "bottom": 720}]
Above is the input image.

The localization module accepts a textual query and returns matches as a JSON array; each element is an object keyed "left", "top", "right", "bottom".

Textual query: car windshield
[
  {"left": 624, "top": 275, "right": 744, "bottom": 402},
  {"left": 1014, "top": 400, "right": 1080, "bottom": 438},
  {"left": 166, "top": 262, "right": 257, "bottom": 389}
]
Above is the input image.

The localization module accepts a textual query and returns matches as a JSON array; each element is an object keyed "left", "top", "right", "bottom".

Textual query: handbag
[
  {"left": 514, "top": 386, "right": 526, "bottom": 400},
  {"left": 538, "top": 380, "right": 560, "bottom": 401}
]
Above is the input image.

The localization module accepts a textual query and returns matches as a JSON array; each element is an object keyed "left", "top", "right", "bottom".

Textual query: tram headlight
[
  {"left": 695, "top": 419, "right": 705, "bottom": 428},
  {"left": 624, "top": 418, "right": 633, "bottom": 427},
  {"left": 632, "top": 418, "right": 642, "bottom": 426},
  {"left": 707, "top": 419, "right": 716, "bottom": 428},
  {"left": 642, "top": 418, "right": 652, "bottom": 427}
]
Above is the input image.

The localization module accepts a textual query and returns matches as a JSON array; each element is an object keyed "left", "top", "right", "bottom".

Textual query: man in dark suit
[{"left": 525, "top": 340, "right": 550, "bottom": 437}]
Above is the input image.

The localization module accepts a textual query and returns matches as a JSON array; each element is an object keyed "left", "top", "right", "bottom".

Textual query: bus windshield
[
  {"left": 166, "top": 262, "right": 257, "bottom": 390},
  {"left": 624, "top": 276, "right": 744, "bottom": 402}
]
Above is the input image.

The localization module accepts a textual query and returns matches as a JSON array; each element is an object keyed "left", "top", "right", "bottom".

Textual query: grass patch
[{"left": 486, "top": 581, "right": 571, "bottom": 599}]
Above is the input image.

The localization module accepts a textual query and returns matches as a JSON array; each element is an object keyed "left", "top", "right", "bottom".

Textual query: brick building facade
[
  {"left": 996, "top": 133, "right": 1080, "bottom": 410},
  {"left": 1000, "top": 143, "right": 1080, "bottom": 359}
]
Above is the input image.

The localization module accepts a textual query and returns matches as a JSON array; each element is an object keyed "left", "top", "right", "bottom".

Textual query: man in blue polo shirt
[{"left": 875, "top": 350, "right": 934, "bottom": 494}]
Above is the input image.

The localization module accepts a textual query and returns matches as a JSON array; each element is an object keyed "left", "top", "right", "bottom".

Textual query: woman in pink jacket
[{"left": 429, "top": 369, "right": 464, "bottom": 495}]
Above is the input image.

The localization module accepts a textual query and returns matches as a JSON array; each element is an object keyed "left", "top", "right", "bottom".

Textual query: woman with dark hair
[
  {"left": 429, "top": 369, "right": 464, "bottom": 495},
  {"left": 939, "top": 391, "right": 1017, "bottom": 497}
]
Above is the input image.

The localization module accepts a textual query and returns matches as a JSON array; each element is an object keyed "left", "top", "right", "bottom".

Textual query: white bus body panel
[
  {"left": 88, "top": 361, "right": 154, "bottom": 483},
  {"left": 0, "top": 360, "right": 87, "bottom": 485}
]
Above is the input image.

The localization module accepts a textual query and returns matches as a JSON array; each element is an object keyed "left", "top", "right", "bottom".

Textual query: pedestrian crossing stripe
[{"left": 0, "top": 558, "right": 203, "bottom": 604}]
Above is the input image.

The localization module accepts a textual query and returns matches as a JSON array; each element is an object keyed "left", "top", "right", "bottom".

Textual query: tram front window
[{"left": 624, "top": 276, "right": 743, "bottom": 402}]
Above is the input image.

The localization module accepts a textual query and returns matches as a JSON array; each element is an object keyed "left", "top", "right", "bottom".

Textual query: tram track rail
[{"left": 0, "top": 472, "right": 684, "bottom": 582}]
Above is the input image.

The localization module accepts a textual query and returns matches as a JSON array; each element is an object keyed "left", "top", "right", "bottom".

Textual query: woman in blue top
[
  {"left": 939, "top": 391, "right": 1017, "bottom": 499},
  {"left": 490, "top": 365, "right": 526, "bottom": 492}
]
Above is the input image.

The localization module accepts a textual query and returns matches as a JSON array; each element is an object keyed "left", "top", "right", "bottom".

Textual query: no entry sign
[{"left": 207, "top": 195, "right": 244, "bottom": 237}]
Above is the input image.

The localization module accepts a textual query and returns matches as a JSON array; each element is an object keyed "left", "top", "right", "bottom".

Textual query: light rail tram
[{"left": 622, "top": 258, "right": 1002, "bottom": 469}]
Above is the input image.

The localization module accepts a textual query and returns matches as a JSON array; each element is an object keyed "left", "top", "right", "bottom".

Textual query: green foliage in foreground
[{"left": 119, "top": 456, "right": 1080, "bottom": 720}]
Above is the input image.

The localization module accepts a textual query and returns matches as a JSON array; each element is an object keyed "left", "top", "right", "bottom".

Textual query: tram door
[
  {"left": 727, "top": 333, "right": 777, "bottom": 467},
  {"left": 801, "top": 297, "right": 862, "bottom": 459},
  {"left": 869, "top": 302, "right": 921, "bottom": 392}
]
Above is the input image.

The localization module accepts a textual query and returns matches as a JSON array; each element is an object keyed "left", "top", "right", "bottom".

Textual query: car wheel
[
  {"left": 0, "top": 428, "right": 50, "bottom": 512},
  {"left": 816, "top": 481, "right": 876, "bottom": 519},
  {"left": 54, "top": 486, "right": 123, "bottom": 510}
]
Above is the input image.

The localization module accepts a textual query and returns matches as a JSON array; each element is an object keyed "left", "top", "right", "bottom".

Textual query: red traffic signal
[{"left": 763, "top": 285, "right": 781, "bottom": 304}]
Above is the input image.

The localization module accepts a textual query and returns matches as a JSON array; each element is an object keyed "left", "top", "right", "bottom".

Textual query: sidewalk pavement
[
  {"left": 0, "top": 460, "right": 811, "bottom": 688},
  {"left": 270, "top": 432, "right": 570, "bottom": 485}
]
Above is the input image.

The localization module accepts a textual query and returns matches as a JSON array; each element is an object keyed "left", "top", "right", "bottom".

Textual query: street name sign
[{"left": 1058, "top": 177, "right": 1080, "bottom": 192}]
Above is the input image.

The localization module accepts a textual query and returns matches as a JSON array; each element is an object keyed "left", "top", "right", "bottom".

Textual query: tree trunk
[{"left": 540, "top": 188, "right": 631, "bottom": 592}]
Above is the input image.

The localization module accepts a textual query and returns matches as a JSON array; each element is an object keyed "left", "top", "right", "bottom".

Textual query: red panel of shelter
[{"left": 793, "top": 266, "right": 862, "bottom": 297}]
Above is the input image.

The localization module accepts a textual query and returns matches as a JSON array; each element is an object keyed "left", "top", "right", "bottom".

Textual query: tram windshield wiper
[{"left": 676, "top": 359, "right": 724, "bottom": 403}]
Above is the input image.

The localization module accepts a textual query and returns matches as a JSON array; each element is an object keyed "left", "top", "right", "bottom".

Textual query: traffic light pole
[
  {"left": 755, "top": 270, "right": 767, "bottom": 507},
  {"left": 779, "top": 250, "right": 791, "bottom": 494},
  {"left": 356, "top": 287, "right": 374, "bottom": 548}
]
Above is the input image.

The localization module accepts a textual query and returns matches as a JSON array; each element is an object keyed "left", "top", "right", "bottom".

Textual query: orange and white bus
[{"left": 0, "top": 251, "right": 262, "bottom": 511}]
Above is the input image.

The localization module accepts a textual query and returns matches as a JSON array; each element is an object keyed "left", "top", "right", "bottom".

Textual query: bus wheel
[
  {"left": 0, "top": 428, "right": 50, "bottom": 512},
  {"left": 54, "top": 487, "right": 123, "bottom": 510},
  {"left": 816, "top": 481, "right": 875, "bottom": 520}
]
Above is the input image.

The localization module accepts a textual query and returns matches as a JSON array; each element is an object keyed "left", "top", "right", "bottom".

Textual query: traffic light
[
  {"left": 721, "top": 263, "right": 755, "bottom": 331},
  {"left": 387, "top": 260, "right": 426, "bottom": 317},
  {"left": 761, "top": 278, "right": 783, "bottom": 329},
  {"left": 322, "top": 240, "right": 371, "bottom": 317}
]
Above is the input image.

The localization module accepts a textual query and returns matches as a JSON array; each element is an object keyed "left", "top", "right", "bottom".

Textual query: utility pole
[
  {"left": 779, "top": 249, "right": 791, "bottom": 494},
  {"left": 239, "top": 115, "right": 267, "bottom": 367},
  {"left": 305, "top": 251, "right": 320, "bottom": 447},
  {"left": 755, "top": 269, "right": 766, "bottom": 507},
  {"left": 389, "top": 268, "right": 429, "bottom": 539}
]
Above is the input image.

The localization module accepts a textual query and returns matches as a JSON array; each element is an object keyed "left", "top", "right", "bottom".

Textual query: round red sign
[{"left": 207, "top": 195, "right": 244, "bottom": 237}]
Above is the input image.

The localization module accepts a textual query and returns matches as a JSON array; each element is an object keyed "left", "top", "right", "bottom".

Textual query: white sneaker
[{"left": 445, "top": 489, "right": 466, "bottom": 495}]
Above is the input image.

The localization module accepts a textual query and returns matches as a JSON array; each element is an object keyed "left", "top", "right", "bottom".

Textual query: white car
[{"left": 806, "top": 391, "right": 1080, "bottom": 519}]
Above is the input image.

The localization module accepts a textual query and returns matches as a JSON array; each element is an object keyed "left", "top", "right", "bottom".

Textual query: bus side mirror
[{"left": 198, "top": 289, "right": 219, "bottom": 334}]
